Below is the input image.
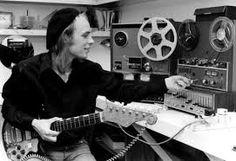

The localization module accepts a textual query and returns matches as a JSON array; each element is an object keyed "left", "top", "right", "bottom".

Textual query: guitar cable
[
  {"left": 118, "top": 118, "right": 205, "bottom": 147},
  {"left": 106, "top": 125, "right": 146, "bottom": 161},
  {"left": 105, "top": 117, "right": 202, "bottom": 161}
]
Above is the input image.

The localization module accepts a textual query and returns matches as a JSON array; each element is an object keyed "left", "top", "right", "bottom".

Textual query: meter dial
[{"left": 114, "top": 31, "right": 128, "bottom": 47}]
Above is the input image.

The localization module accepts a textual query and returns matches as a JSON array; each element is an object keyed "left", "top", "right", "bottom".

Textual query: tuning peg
[
  {"left": 142, "top": 113, "right": 147, "bottom": 118},
  {"left": 108, "top": 106, "right": 113, "bottom": 112},
  {"left": 146, "top": 115, "right": 158, "bottom": 125},
  {"left": 128, "top": 110, "right": 133, "bottom": 115},
  {"left": 122, "top": 109, "right": 126, "bottom": 113},
  {"left": 115, "top": 108, "right": 119, "bottom": 112}
]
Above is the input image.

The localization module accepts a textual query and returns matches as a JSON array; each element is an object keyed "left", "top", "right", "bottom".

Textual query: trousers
[{"left": 39, "top": 139, "right": 96, "bottom": 161}]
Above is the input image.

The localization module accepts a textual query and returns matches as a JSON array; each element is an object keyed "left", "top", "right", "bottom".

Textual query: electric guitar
[{"left": 2, "top": 96, "right": 157, "bottom": 161}]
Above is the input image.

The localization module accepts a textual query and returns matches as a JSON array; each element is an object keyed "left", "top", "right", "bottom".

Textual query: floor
[{"left": 92, "top": 124, "right": 210, "bottom": 161}]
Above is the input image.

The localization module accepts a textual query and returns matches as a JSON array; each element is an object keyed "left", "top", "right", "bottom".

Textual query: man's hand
[
  {"left": 31, "top": 117, "right": 62, "bottom": 142},
  {"left": 165, "top": 75, "right": 192, "bottom": 91}
]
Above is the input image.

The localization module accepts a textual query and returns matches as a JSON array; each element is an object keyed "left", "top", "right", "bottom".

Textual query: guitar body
[
  {"left": 0, "top": 110, "right": 11, "bottom": 161},
  {"left": 2, "top": 121, "right": 38, "bottom": 161}
]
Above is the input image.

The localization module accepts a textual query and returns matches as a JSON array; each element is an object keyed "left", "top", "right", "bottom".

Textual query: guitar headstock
[{"left": 97, "top": 96, "right": 157, "bottom": 127}]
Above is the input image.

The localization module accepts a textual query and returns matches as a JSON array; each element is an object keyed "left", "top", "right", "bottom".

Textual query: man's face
[{"left": 69, "top": 15, "right": 94, "bottom": 59}]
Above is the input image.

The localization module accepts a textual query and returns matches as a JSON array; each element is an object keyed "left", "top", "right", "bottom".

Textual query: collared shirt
[{"left": 2, "top": 52, "right": 167, "bottom": 146}]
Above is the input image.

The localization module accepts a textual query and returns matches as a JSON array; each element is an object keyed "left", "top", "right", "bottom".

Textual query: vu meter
[{"left": 114, "top": 31, "right": 128, "bottom": 47}]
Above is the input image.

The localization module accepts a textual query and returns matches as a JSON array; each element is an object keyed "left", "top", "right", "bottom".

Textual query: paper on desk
[{"left": 192, "top": 112, "right": 236, "bottom": 131}]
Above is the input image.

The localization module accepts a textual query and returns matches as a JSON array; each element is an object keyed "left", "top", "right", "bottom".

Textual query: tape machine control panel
[
  {"left": 111, "top": 6, "right": 236, "bottom": 115},
  {"left": 178, "top": 58, "right": 229, "bottom": 91}
]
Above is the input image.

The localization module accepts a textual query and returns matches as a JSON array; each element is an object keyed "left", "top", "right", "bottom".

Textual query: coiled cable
[{"left": 106, "top": 125, "right": 146, "bottom": 161}]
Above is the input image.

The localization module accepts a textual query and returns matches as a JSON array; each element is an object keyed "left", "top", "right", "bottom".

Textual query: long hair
[
  {"left": 50, "top": 22, "right": 75, "bottom": 56},
  {"left": 50, "top": 13, "right": 88, "bottom": 56},
  {"left": 50, "top": 13, "right": 88, "bottom": 73}
]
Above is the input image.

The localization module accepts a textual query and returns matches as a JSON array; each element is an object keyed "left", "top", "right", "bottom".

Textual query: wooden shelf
[
  {"left": 0, "top": 0, "right": 119, "bottom": 5},
  {"left": 92, "top": 30, "right": 110, "bottom": 37},
  {"left": 96, "top": 0, "right": 119, "bottom": 5},
  {"left": 0, "top": 29, "right": 46, "bottom": 36},
  {"left": 0, "top": 29, "right": 110, "bottom": 37}
]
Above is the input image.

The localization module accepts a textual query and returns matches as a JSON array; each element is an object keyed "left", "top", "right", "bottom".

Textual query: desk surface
[
  {"left": 95, "top": 96, "right": 236, "bottom": 161},
  {"left": 1, "top": 97, "right": 236, "bottom": 161},
  {"left": 130, "top": 102, "right": 236, "bottom": 161}
]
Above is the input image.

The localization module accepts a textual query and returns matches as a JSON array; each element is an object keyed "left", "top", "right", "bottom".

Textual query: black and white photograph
[{"left": 0, "top": 0, "right": 235, "bottom": 161}]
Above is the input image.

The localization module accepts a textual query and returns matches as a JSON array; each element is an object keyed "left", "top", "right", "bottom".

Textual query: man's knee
[{"left": 72, "top": 153, "right": 96, "bottom": 161}]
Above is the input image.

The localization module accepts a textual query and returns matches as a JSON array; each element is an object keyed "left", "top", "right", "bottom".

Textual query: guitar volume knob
[
  {"left": 11, "top": 150, "right": 16, "bottom": 155},
  {"left": 20, "top": 149, "right": 25, "bottom": 155},
  {"left": 17, "top": 145, "right": 21, "bottom": 150},
  {"left": 16, "top": 154, "right": 21, "bottom": 160}
]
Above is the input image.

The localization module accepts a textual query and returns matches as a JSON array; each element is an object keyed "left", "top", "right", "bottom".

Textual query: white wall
[
  {"left": 88, "top": 37, "right": 111, "bottom": 71},
  {"left": 120, "top": 0, "right": 236, "bottom": 23}
]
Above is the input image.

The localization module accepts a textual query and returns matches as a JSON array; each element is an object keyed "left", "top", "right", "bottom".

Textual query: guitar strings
[{"left": 51, "top": 113, "right": 101, "bottom": 132}]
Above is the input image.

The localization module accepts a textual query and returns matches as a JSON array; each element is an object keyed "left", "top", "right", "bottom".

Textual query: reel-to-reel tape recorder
[
  {"left": 111, "top": 17, "right": 181, "bottom": 77},
  {"left": 165, "top": 6, "right": 236, "bottom": 115},
  {"left": 177, "top": 7, "right": 236, "bottom": 92},
  {"left": 111, "top": 17, "right": 181, "bottom": 103},
  {"left": 111, "top": 6, "right": 236, "bottom": 116}
]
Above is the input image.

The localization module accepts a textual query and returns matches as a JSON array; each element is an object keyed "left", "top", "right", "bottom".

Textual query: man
[{"left": 2, "top": 8, "right": 191, "bottom": 161}]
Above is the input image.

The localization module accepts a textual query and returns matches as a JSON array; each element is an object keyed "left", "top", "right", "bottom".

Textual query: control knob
[
  {"left": 185, "top": 99, "right": 192, "bottom": 104},
  {"left": 210, "top": 80, "right": 216, "bottom": 85},
  {"left": 202, "top": 79, "right": 208, "bottom": 84},
  {"left": 143, "top": 62, "right": 152, "bottom": 72}
]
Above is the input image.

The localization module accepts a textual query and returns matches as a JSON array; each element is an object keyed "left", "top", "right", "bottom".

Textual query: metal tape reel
[
  {"left": 178, "top": 19, "right": 199, "bottom": 51},
  {"left": 209, "top": 16, "right": 235, "bottom": 52},
  {"left": 137, "top": 17, "right": 177, "bottom": 61}
]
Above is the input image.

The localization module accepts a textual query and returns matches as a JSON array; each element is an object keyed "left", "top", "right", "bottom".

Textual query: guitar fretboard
[{"left": 50, "top": 112, "right": 102, "bottom": 132}]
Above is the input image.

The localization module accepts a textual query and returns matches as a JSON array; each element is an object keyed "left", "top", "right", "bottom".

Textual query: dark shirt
[{"left": 2, "top": 52, "right": 167, "bottom": 146}]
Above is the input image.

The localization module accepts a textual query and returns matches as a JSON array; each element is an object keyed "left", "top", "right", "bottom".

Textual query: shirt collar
[
  {"left": 39, "top": 52, "right": 86, "bottom": 74},
  {"left": 40, "top": 52, "right": 53, "bottom": 74}
]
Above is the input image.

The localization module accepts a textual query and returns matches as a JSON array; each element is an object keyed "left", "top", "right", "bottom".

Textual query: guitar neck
[{"left": 50, "top": 112, "right": 102, "bottom": 132}]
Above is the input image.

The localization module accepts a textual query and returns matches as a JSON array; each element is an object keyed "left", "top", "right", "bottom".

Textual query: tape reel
[
  {"left": 178, "top": 19, "right": 199, "bottom": 51},
  {"left": 137, "top": 17, "right": 177, "bottom": 61},
  {"left": 209, "top": 16, "right": 235, "bottom": 52}
]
